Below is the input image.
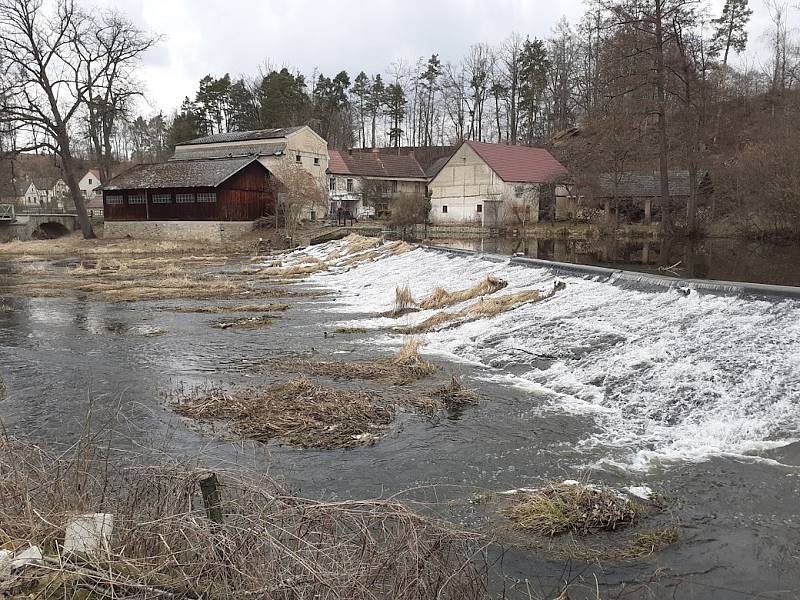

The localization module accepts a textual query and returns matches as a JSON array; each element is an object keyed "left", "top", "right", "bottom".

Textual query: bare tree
[
  {"left": 272, "top": 163, "right": 327, "bottom": 242},
  {"left": 86, "top": 11, "right": 157, "bottom": 185},
  {"left": 0, "top": 0, "right": 154, "bottom": 238}
]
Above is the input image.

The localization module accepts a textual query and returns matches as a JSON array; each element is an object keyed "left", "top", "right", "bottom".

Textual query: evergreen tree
[
  {"left": 367, "top": 75, "right": 385, "bottom": 147},
  {"left": 519, "top": 37, "right": 550, "bottom": 143},
  {"left": 351, "top": 71, "right": 370, "bottom": 147},
  {"left": 385, "top": 83, "right": 407, "bottom": 147},
  {"left": 258, "top": 68, "right": 310, "bottom": 128},
  {"left": 710, "top": 0, "right": 753, "bottom": 71}
]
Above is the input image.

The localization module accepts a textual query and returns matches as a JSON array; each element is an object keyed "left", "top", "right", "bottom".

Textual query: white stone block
[{"left": 64, "top": 513, "right": 114, "bottom": 558}]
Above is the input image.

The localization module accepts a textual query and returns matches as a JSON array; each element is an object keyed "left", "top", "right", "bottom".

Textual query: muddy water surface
[{"left": 0, "top": 246, "right": 798, "bottom": 599}]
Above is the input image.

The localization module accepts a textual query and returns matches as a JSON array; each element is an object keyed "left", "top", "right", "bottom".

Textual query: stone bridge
[{"left": 0, "top": 212, "right": 80, "bottom": 242}]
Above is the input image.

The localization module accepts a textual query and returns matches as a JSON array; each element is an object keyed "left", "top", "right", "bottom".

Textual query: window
[
  {"left": 477, "top": 204, "right": 483, "bottom": 213},
  {"left": 196, "top": 192, "right": 217, "bottom": 203},
  {"left": 128, "top": 194, "right": 146, "bottom": 205},
  {"left": 329, "top": 177, "right": 336, "bottom": 192},
  {"left": 314, "top": 157, "right": 320, "bottom": 165},
  {"left": 442, "top": 205, "right": 448, "bottom": 214},
  {"left": 346, "top": 178, "right": 353, "bottom": 192},
  {"left": 152, "top": 193, "right": 171, "bottom": 204},
  {"left": 414, "top": 182, "right": 421, "bottom": 193},
  {"left": 391, "top": 180, "right": 398, "bottom": 193},
  {"left": 106, "top": 195, "right": 123, "bottom": 205},
  {"left": 514, "top": 185, "right": 524, "bottom": 198},
  {"left": 295, "top": 154, "right": 302, "bottom": 163},
  {"left": 176, "top": 193, "right": 195, "bottom": 203},
  {"left": 88, "top": 178, "right": 93, "bottom": 185}
]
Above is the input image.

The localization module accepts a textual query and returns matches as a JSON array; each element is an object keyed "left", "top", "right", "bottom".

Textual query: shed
[{"left": 102, "top": 156, "right": 275, "bottom": 222}]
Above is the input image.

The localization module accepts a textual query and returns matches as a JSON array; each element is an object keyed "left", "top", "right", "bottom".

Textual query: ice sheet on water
[{"left": 308, "top": 243, "right": 800, "bottom": 471}]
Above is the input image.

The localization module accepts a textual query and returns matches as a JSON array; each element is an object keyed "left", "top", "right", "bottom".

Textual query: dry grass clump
[
  {"left": 420, "top": 276, "right": 508, "bottom": 310},
  {"left": 175, "top": 379, "right": 393, "bottom": 449},
  {"left": 0, "top": 436, "right": 486, "bottom": 599},
  {"left": 398, "top": 281, "right": 566, "bottom": 334},
  {"left": 504, "top": 482, "right": 645, "bottom": 537},
  {"left": 334, "top": 326, "right": 368, "bottom": 334},
  {"left": 277, "top": 339, "right": 438, "bottom": 385},
  {"left": 388, "top": 285, "right": 418, "bottom": 317},
  {"left": 212, "top": 315, "right": 275, "bottom": 330},
  {"left": 165, "top": 303, "right": 290, "bottom": 314},
  {"left": 431, "top": 376, "right": 480, "bottom": 409}
]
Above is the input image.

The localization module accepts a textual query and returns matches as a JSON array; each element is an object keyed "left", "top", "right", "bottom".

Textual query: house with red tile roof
[
  {"left": 428, "top": 140, "right": 570, "bottom": 226},
  {"left": 327, "top": 149, "right": 427, "bottom": 218}
]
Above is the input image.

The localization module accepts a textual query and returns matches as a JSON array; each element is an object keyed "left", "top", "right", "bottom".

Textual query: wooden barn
[{"left": 102, "top": 156, "right": 275, "bottom": 222}]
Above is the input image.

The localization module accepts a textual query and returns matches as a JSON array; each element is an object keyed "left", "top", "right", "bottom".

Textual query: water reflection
[{"left": 432, "top": 236, "right": 800, "bottom": 287}]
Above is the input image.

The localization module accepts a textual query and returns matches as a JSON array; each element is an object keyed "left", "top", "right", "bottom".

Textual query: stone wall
[{"left": 103, "top": 221, "right": 253, "bottom": 243}]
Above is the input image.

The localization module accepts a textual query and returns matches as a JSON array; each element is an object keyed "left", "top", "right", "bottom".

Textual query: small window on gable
[
  {"left": 295, "top": 154, "right": 302, "bottom": 163},
  {"left": 106, "top": 194, "right": 123, "bottom": 205},
  {"left": 196, "top": 192, "right": 217, "bottom": 203},
  {"left": 152, "top": 193, "right": 171, "bottom": 204},
  {"left": 88, "top": 178, "right": 92, "bottom": 185},
  {"left": 314, "top": 157, "right": 320, "bottom": 165},
  {"left": 477, "top": 204, "right": 483, "bottom": 213},
  {"left": 442, "top": 205, "right": 448, "bottom": 213}
]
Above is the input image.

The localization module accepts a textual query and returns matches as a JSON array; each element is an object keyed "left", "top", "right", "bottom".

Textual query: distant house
[
  {"left": 33, "top": 177, "right": 69, "bottom": 210},
  {"left": 87, "top": 194, "right": 103, "bottom": 218},
  {"left": 101, "top": 156, "right": 275, "bottom": 227},
  {"left": 172, "top": 126, "right": 329, "bottom": 190},
  {"left": 428, "top": 141, "right": 570, "bottom": 226},
  {"left": 327, "top": 150, "right": 427, "bottom": 218},
  {"left": 78, "top": 170, "right": 101, "bottom": 200},
  {"left": 9, "top": 180, "right": 39, "bottom": 208},
  {"left": 592, "top": 170, "right": 712, "bottom": 224}
]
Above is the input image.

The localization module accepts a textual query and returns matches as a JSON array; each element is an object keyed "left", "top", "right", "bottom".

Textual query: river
[
  {"left": 430, "top": 235, "right": 800, "bottom": 287},
  {"left": 1, "top": 241, "right": 799, "bottom": 599}
]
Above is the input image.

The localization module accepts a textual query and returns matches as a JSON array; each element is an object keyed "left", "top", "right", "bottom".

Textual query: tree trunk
[
  {"left": 60, "top": 142, "right": 95, "bottom": 239},
  {"left": 654, "top": 0, "right": 672, "bottom": 235}
]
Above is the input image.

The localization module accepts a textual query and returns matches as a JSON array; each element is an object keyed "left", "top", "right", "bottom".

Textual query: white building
[
  {"left": 428, "top": 141, "right": 570, "bottom": 226},
  {"left": 78, "top": 170, "right": 102, "bottom": 200}
]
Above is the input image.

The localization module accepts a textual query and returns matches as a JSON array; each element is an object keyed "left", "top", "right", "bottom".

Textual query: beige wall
[
  {"left": 429, "top": 144, "right": 541, "bottom": 226},
  {"left": 104, "top": 220, "right": 253, "bottom": 243}
]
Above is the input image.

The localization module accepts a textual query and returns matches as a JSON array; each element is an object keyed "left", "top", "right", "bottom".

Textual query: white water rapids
[{"left": 286, "top": 241, "right": 800, "bottom": 471}]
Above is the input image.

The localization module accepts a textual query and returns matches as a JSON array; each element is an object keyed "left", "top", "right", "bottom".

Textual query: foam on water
[{"left": 308, "top": 245, "right": 800, "bottom": 471}]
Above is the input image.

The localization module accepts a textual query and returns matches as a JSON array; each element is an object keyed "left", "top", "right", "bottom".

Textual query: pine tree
[
  {"left": 518, "top": 37, "right": 550, "bottom": 143},
  {"left": 385, "top": 83, "right": 407, "bottom": 148},
  {"left": 710, "top": 0, "right": 753, "bottom": 71},
  {"left": 367, "top": 75, "right": 385, "bottom": 147},
  {"left": 351, "top": 72, "right": 369, "bottom": 147}
]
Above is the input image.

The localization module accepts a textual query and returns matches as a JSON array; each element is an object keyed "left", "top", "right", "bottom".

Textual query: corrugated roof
[
  {"left": 182, "top": 127, "right": 303, "bottom": 146},
  {"left": 464, "top": 140, "right": 569, "bottom": 183},
  {"left": 171, "top": 143, "right": 286, "bottom": 161},
  {"left": 595, "top": 170, "right": 707, "bottom": 198},
  {"left": 326, "top": 150, "right": 426, "bottom": 179},
  {"left": 103, "top": 156, "right": 263, "bottom": 191}
]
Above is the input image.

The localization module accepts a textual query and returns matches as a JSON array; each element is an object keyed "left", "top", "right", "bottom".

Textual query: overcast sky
[{"left": 94, "top": 0, "right": 792, "bottom": 116}]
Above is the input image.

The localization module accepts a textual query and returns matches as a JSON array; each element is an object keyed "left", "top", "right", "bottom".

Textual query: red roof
[
  {"left": 464, "top": 140, "right": 568, "bottom": 183},
  {"left": 327, "top": 150, "right": 426, "bottom": 179}
]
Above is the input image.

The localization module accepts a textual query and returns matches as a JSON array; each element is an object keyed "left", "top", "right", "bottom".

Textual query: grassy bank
[{"left": 0, "top": 436, "right": 487, "bottom": 599}]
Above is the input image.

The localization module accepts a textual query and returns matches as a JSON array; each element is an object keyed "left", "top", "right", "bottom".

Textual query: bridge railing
[{"left": 0, "top": 204, "right": 15, "bottom": 221}]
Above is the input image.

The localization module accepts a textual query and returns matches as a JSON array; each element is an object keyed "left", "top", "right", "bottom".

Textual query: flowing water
[{"left": 1, "top": 243, "right": 799, "bottom": 599}]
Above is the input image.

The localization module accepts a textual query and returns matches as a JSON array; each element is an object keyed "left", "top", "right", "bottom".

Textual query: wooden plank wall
[{"left": 103, "top": 163, "right": 276, "bottom": 221}]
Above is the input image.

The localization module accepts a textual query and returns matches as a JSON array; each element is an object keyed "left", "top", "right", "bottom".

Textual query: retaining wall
[{"left": 103, "top": 221, "right": 254, "bottom": 243}]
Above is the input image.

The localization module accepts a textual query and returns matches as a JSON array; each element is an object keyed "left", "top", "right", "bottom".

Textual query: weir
[{"left": 423, "top": 244, "right": 800, "bottom": 299}]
